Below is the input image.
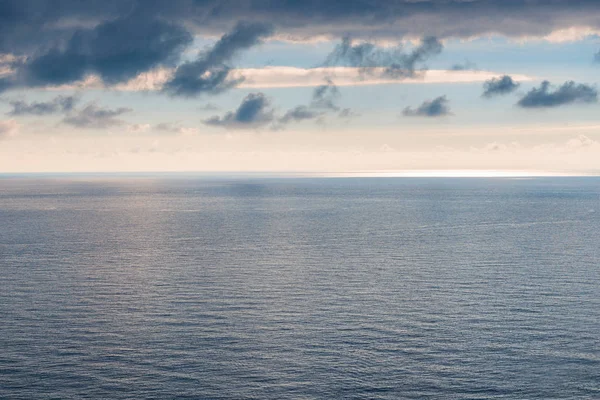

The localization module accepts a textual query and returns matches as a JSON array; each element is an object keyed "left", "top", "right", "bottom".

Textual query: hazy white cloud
[
  {"left": 127, "top": 123, "right": 151, "bottom": 133},
  {"left": 154, "top": 123, "right": 199, "bottom": 136},
  {"left": 43, "top": 67, "right": 533, "bottom": 91},
  {"left": 0, "top": 119, "right": 19, "bottom": 139}
]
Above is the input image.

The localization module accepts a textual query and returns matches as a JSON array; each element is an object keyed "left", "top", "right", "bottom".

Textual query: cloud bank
[{"left": 2, "top": 0, "right": 600, "bottom": 54}]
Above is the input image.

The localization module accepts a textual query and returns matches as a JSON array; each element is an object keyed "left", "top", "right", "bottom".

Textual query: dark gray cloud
[
  {"left": 403, "top": 96, "right": 451, "bottom": 117},
  {"left": 162, "top": 22, "right": 274, "bottom": 97},
  {"left": 482, "top": 75, "right": 520, "bottom": 98},
  {"left": 325, "top": 36, "right": 443, "bottom": 79},
  {"left": 8, "top": 95, "right": 79, "bottom": 116},
  {"left": 63, "top": 104, "right": 132, "bottom": 129},
  {"left": 0, "top": 13, "right": 192, "bottom": 92},
  {"left": 517, "top": 81, "right": 597, "bottom": 108},
  {"left": 204, "top": 92, "right": 274, "bottom": 129}
]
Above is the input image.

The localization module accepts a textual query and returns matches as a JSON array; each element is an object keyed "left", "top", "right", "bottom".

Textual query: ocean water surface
[{"left": 1, "top": 176, "right": 599, "bottom": 399}]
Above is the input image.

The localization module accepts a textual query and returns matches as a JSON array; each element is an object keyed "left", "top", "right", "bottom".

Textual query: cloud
[
  {"left": 325, "top": 36, "right": 443, "bottom": 79},
  {"left": 482, "top": 75, "right": 520, "bottom": 98},
  {"left": 278, "top": 78, "right": 350, "bottom": 125},
  {"left": 62, "top": 104, "right": 132, "bottom": 129},
  {"left": 199, "top": 103, "right": 220, "bottom": 111},
  {"left": 0, "top": 119, "right": 19, "bottom": 139},
  {"left": 450, "top": 60, "right": 478, "bottom": 71},
  {"left": 7, "top": 95, "right": 79, "bottom": 116},
  {"left": 311, "top": 78, "right": 340, "bottom": 110},
  {"left": 564, "top": 134, "right": 598, "bottom": 150},
  {"left": 2, "top": 1, "right": 600, "bottom": 69},
  {"left": 162, "top": 22, "right": 273, "bottom": 97},
  {"left": 204, "top": 92, "right": 274, "bottom": 129},
  {"left": 153, "top": 123, "right": 199, "bottom": 135},
  {"left": 279, "top": 106, "right": 323, "bottom": 124},
  {"left": 41, "top": 67, "right": 535, "bottom": 91},
  {"left": 127, "top": 123, "right": 151, "bottom": 133},
  {"left": 339, "top": 108, "right": 359, "bottom": 118},
  {"left": 517, "top": 81, "right": 598, "bottom": 108},
  {"left": 0, "top": 12, "right": 192, "bottom": 92},
  {"left": 403, "top": 96, "right": 452, "bottom": 117}
]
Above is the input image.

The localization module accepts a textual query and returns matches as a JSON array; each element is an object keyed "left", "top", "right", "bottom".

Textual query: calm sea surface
[{"left": 1, "top": 176, "right": 599, "bottom": 399}]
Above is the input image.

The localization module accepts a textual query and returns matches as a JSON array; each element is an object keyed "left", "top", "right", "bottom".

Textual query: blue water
[{"left": 1, "top": 176, "right": 599, "bottom": 399}]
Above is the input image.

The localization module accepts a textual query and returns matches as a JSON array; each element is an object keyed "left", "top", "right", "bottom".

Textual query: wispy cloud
[
  {"left": 7, "top": 95, "right": 79, "bottom": 116},
  {"left": 63, "top": 104, "right": 132, "bottom": 129},
  {"left": 162, "top": 22, "right": 273, "bottom": 97},
  {"left": 324, "top": 36, "right": 443, "bottom": 79},
  {"left": 153, "top": 123, "right": 199, "bottom": 136}
]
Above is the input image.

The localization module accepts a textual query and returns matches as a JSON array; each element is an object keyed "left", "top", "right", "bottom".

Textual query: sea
[{"left": 1, "top": 176, "right": 599, "bottom": 399}]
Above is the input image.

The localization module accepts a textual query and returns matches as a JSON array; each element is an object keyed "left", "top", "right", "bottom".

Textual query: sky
[{"left": 1, "top": 0, "right": 600, "bottom": 174}]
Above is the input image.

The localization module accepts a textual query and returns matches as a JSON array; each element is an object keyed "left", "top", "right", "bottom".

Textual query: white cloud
[{"left": 43, "top": 67, "right": 533, "bottom": 91}]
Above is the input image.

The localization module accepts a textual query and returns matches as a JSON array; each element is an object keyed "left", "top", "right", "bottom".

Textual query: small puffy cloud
[
  {"left": 0, "top": 119, "right": 19, "bottom": 139},
  {"left": 7, "top": 95, "right": 79, "bottom": 116},
  {"left": 63, "top": 104, "right": 132, "bottom": 129},
  {"left": 162, "top": 22, "right": 274, "bottom": 98},
  {"left": 517, "top": 81, "right": 598, "bottom": 108},
  {"left": 482, "top": 75, "right": 520, "bottom": 98},
  {"left": 403, "top": 96, "right": 451, "bottom": 117},
  {"left": 204, "top": 93, "right": 274, "bottom": 129}
]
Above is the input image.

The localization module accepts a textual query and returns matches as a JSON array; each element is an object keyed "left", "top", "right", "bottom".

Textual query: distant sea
[{"left": 1, "top": 176, "right": 599, "bottom": 399}]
